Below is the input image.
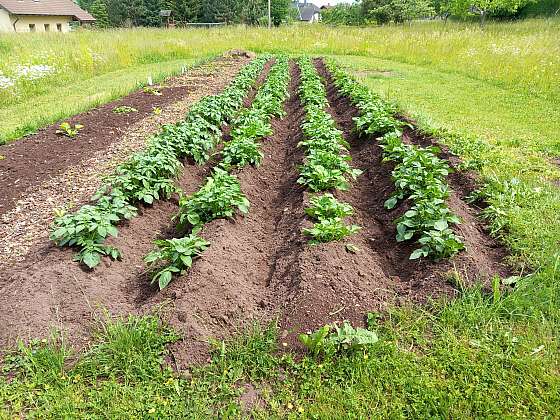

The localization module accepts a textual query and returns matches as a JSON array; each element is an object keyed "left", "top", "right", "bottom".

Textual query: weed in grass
[{"left": 299, "top": 321, "right": 379, "bottom": 357}]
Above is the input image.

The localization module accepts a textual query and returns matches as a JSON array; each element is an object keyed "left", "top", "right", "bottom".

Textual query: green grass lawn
[
  {"left": 0, "top": 58, "right": 205, "bottom": 144},
  {"left": 1, "top": 21, "right": 559, "bottom": 417}
]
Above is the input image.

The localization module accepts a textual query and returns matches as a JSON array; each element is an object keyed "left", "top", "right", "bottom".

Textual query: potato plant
[
  {"left": 112, "top": 105, "right": 138, "bottom": 114},
  {"left": 144, "top": 232, "right": 210, "bottom": 290},
  {"left": 176, "top": 168, "right": 249, "bottom": 229},
  {"left": 221, "top": 57, "right": 290, "bottom": 169},
  {"left": 50, "top": 56, "right": 269, "bottom": 268},
  {"left": 303, "top": 193, "right": 360, "bottom": 244},
  {"left": 56, "top": 122, "right": 83, "bottom": 138},
  {"left": 326, "top": 59, "right": 464, "bottom": 260},
  {"left": 297, "top": 58, "right": 361, "bottom": 193}
]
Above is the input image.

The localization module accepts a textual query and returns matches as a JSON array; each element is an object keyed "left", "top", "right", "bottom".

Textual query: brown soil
[
  {"left": 0, "top": 55, "right": 244, "bottom": 216},
  {"left": 0, "top": 58, "right": 510, "bottom": 366}
]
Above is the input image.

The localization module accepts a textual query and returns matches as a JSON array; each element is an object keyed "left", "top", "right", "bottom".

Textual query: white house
[{"left": 0, "top": 0, "right": 95, "bottom": 33}]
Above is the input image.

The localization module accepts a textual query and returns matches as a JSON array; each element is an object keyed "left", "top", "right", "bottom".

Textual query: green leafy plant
[
  {"left": 50, "top": 191, "right": 137, "bottom": 268},
  {"left": 176, "top": 168, "right": 249, "bottom": 229},
  {"left": 303, "top": 218, "right": 360, "bottom": 244},
  {"left": 305, "top": 193, "right": 354, "bottom": 220},
  {"left": 109, "top": 147, "right": 181, "bottom": 205},
  {"left": 222, "top": 137, "right": 264, "bottom": 168},
  {"left": 56, "top": 122, "right": 84, "bottom": 138},
  {"left": 112, "top": 105, "right": 138, "bottom": 114},
  {"left": 299, "top": 321, "right": 379, "bottom": 357},
  {"left": 152, "top": 106, "right": 162, "bottom": 115},
  {"left": 298, "top": 152, "right": 362, "bottom": 192},
  {"left": 143, "top": 86, "right": 162, "bottom": 96},
  {"left": 144, "top": 232, "right": 210, "bottom": 290},
  {"left": 326, "top": 59, "right": 465, "bottom": 261}
]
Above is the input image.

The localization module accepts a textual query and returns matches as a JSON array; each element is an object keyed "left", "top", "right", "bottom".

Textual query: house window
[
  {"left": 57, "top": 23, "right": 62, "bottom": 32},
  {"left": 44, "top": 23, "right": 50, "bottom": 31},
  {"left": 29, "top": 24, "right": 36, "bottom": 32}
]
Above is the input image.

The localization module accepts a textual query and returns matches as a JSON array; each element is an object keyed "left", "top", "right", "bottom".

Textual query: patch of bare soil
[
  {"left": 0, "top": 57, "right": 271, "bottom": 351},
  {"left": 0, "top": 54, "right": 250, "bottom": 270},
  {"left": 0, "top": 58, "right": 510, "bottom": 366}
]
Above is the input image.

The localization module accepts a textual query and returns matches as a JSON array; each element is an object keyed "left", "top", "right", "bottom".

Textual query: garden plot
[
  {"left": 0, "top": 56, "right": 509, "bottom": 366},
  {"left": 0, "top": 52, "right": 251, "bottom": 270}
]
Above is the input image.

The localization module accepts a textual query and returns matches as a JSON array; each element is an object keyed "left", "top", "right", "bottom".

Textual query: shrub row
[
  {"left": 326, "top": 59, "right": 464, "bottom": 260},
  {"left": 145, "top": 57, "right": 292, "bottom": 289},
  {"left": 297, "top": 57, "right": 360, "bottom": 244},
  {"left": 50, "top": 56, "right": 269, "bottom": 269}
]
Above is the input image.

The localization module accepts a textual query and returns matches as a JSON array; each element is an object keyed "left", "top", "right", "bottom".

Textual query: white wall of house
[
  {"left": 0, "top": 12, "right": 72, "bottom": 33},
  {"left": 0, "top": 8, "right": 12, "bottom": 32}
]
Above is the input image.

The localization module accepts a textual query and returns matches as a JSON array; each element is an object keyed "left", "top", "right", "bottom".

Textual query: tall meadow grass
[{"left": 0, "top": 18, "right": 558, "bottom": 108}]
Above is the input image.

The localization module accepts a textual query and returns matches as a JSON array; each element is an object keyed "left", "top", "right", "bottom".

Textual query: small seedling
[
  {"left": 299, "top": 321, "right": 379, "bottom": 357},
  {"left": 56, "top": 122, "right": 84, "bottom": 138},
  {"left": 112, "top": 105, "right": 138, "bottom": 114},
  {"left": 345, "top": 243, "right": 359, "bottom": 254},
  {"left": 53, "top": 208, "right": 66, "bottom": 218},
  {"left": 152, "top": 107, "right": 162, "bottom": 115},
  {"left": 143, "top": 86, "right": 162, "bottom": 96},
  {"left": 0, "top": 155, "right": 5, "bottom": 160}
]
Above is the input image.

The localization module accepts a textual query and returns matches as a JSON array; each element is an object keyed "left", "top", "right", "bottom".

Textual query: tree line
[
  {"left": 322, "top": 0, "right": 556, "bottom": 26},
  {"left": 78, "top": 0, "right": 292, "bottom": 28}
]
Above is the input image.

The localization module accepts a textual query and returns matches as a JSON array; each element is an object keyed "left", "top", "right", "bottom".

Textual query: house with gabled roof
[
  {"left": 0, "top": 0, "right": 95, "bottom": 33},
  {"left": 292, "top": 0, "right": 321, "bottom": 23}
]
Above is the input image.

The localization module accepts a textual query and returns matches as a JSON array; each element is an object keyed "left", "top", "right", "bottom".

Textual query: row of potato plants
[
  {"left": 50, "top": 56, "right": 270, "bottom": 269},
  {"left": 325, "top": 59, "right": 464, "bottom": 260},
  {"left": 145, "top": 56, "right": 291, "bottom": 289},
  {"left": 297, "top": 57, "right": 361, "bottom": 244}
]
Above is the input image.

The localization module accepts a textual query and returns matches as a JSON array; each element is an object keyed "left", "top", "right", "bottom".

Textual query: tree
[
  {"left": 174, "top": 0, "right": 202, "bottom": 23},
  {"left": 391, "top": 0, "right": 434, "bottom": 22},
  {"left": 271, "top": 0, "right": 291, "bottom": 26},
  {"left": 202, "top": 0, "right": 240, "bottom": 23},
  {"left": 241, "top": 0, "right": 266, "bottom": 25},
  {"left": 322, "top": 3, "right": 364, "bottom": 25},
  {"left": 432, "top": 0, "right": 454, "bottom": 20},
  {"left": 452, "top": 0, "right": 536, "bottom": 25},
  {"left": 143, "top": 0, "right": 163, "bottom": 26},
  {"left": 362, "top": 0, "right": 433, "bottom": 24},
  {"left": 90, "top": 0, "right": 110, "bottom": 28}
]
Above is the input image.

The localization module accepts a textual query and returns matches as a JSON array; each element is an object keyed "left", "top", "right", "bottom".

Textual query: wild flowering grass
[{"left": 0, "top": 18, "right": 558, "bottom": 108}]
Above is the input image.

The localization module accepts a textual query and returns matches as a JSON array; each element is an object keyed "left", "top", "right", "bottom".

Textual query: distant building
[
  {"left": 0, "top": 0, "right": 95, "bottom": 33},
  {"left": 292, "top": 0, "right": 321, "bottom": 23}
]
